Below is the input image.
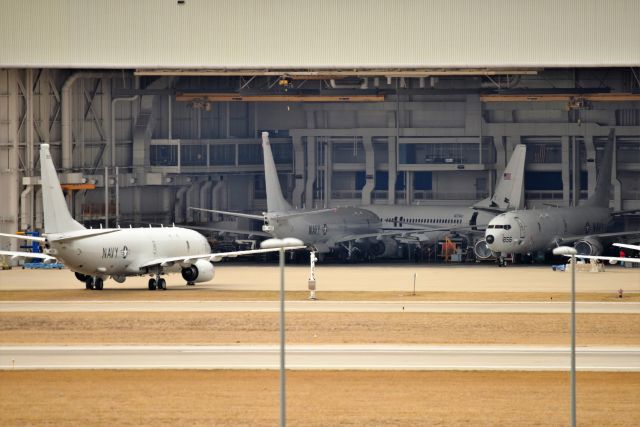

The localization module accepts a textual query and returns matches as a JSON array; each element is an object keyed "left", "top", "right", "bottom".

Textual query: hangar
[{"left": 1, "top": 0, "right": 639, "bottom": 250}]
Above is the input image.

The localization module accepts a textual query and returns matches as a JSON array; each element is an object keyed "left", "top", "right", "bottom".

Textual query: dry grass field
[
  {"left": 1, "top": 370, "right": 638, "bottom": 426},
  {"left": 1, "top": 312, "right": 638, "bottom": 346}
]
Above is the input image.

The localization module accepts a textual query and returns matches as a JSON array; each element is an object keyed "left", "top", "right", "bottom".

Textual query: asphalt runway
[
  {"left": 1, "top": 264, "right": 638, "bottom": 292},
  {"left": 1, "top": 345, "right": 638, "bottom": 371},
  {"left": 1, "top": 300, "right": 638, "bottom": 313}
]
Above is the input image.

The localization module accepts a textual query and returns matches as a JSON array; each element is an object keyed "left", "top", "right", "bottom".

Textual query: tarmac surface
[
  {"left": 2, "top": 300, "right": 639, "bottom": 313},
  {"left": 1, "top": 344, "right": 638, "bottom": 371},
  {"left": 1, "top": 264, "right": 639, "bottom": 292}
]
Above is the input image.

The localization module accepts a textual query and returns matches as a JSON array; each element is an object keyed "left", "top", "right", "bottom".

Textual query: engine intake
[
  {"left": 181, "top": 259, "right": 215, "bottom": 283},
  {"left": 474, "top": 239, "right": 494, "bottom": 260},
  {"left": 574, "top": 238, "right": 603, "bottom": 256}
]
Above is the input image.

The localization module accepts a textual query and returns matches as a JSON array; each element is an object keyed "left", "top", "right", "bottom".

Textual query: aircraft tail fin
[
  {"left": 40, "top": 144, "right": 85, "bottom": 234},
  {"left": 474, "top": 144, "right": 526, "bottom": 211},
  {"left": 584, "top": 129, "right": 615, "bottom": 208},
  {"left": 262, "top": 132, "right": 292, "bottom": 213}
]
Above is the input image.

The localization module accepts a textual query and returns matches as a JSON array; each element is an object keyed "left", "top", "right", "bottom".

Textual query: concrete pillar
[
  {"left": 290, "top": 133, "right": 305, "bottom": 208},
  {"left": 561, "top": 136, "right": 570, "bottom": 206},
  {"left": 212, "top": 179, "right": 228, "bottom": 211},
  {"left": 583, "top": 134, "right": 597, "bottom": 196},
  {"left": 387, "top": 136, "right": 397, "bottom": 205},
  {"left": 361, "top": 135, "right": 375, "bottom": 205},
  {"left": 612, "top": 134, "right": 622, "bottom": 210},
  {"left": 571, "top": 137, "right": 580, "bottom": 207},
  {"left": 305, "top": 136, "right": 317, "bottom": 209}
]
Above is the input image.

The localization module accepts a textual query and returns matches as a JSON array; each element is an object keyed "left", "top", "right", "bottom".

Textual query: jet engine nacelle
[
  {"left": 370, "top": 237, "right": 399, "bottom": 258},
  {"left": 574, "top": 238, "right": 604, "bottom": 256},
  {"left": 181, "top": 259, "right": 215, "bottom": 283},
  {"left": 473, "top": 238, "right": 495, "bottom": 260}
]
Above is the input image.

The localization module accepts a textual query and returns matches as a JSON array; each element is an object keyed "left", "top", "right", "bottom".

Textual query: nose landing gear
[{"left": 84, "top": 276, "right": 104, "bottom": 290}]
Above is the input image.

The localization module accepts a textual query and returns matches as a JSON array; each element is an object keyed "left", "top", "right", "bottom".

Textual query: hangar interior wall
[{"left": 1, "top": 69, "right": 639, "bottom": 242}]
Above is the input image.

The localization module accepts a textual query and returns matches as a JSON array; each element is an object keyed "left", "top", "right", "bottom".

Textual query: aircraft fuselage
[
  {"left": 267, "top": 207, "right": 380, "bottom": 252},
  {"left": 47, "top": 227, "right": 210, "bottom": 277},
  {"left": 485, "top": 206, "right": 610, "bottom": 254}
]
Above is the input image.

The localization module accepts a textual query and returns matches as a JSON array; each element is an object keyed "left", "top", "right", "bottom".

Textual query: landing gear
[
  {"left": 186, "top": 282, "right": 195, "bottom": 286},
  {"left": 85, "top": 276, "right": 104, "bottom": 290},
  {"left": 148, "top": 276, "right": 166, "bottom": 290}
]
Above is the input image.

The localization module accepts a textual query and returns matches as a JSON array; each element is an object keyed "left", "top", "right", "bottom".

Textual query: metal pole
[
  {"left": 279, "top": 247, "right": 286, "bottom": 427},
  {"left": 570, "top": 253, "right": 576, "bottom": 427}
]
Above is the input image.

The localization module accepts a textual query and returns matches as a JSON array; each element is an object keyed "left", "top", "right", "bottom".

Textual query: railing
[{"left": 413, "top": 190, "right": 489, "bottom": 201}]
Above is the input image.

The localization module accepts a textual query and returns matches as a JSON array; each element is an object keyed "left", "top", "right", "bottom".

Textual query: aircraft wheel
[
  {"left": 85, "top": 277, "right": 94, "bottom": 290},
  {"left": 186, "top": 282, "right": 195, "bottom": 287},
  {"left": 94, "top": 278, "right": 104, "bottom": 290},
  {"left": 148, "top": 278, "right": 157, "bottom": 291},
  {"left": 158, "top": 278, "right": 167, "bottom": 290}
]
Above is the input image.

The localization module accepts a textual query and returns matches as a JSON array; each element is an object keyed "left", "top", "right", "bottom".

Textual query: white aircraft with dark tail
[
  {"left": 484, "top": 129, "right": 639, "bottom": 264},
  {"left": 0, "top": 144, "right": 304, "bottom": 290}
]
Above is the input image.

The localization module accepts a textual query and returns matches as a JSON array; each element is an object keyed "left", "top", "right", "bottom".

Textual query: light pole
[
  {"left": 553, "top": 245, "right": 578, "bottom": 427},
  {"left": 260, "top": 237, "right": 305, "bottom": 427}
]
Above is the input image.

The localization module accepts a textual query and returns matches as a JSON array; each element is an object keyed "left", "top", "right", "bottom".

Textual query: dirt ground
[
  {"left": 1, "top": 264, "right": 639, "bottom": 293},
  {"left": 1, "top": 370, "right": 638, "bottom": 426},
  {"left": 1, "top": 312, "right": 638, "bottom": 345}
]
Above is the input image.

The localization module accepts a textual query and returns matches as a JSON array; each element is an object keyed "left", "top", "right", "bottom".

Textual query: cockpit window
[
  {"left": 488, "top": 225, "right": 495, "bottom": 229},
  {"left": 504, "top": 225, "right": 511, "bottom": 230}
]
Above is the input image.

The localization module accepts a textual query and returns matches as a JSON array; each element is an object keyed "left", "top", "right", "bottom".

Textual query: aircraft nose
[{"left": 486, "top": 234, "right": 495, "bottom": 244}]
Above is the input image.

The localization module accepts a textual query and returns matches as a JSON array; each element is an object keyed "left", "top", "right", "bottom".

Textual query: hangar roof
[{"left": 1, "top": 0, "right": 639, "bottom": 69}]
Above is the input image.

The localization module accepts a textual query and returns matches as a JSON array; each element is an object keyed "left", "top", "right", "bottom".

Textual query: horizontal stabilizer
[
  {"left": 0, "top": 232, "right": 46, "bottom": 243},
  {"left": 0, "top": 250, "right": 57, "bottom": 263}
]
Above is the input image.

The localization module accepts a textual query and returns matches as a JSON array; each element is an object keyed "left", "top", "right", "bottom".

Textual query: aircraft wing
[
  {"left": 179, "top": 224, "right": 271, "bottom": 238},
  {"left": 613, "top": 243, "right": 640, "bottom": 252},
  {"left": 558, "top": 230, "right": 640, "bottom": 245},
  {"left": 138, "top": 246, "right": 306, "bottom": 269},
  {"left": 0, "top": 250, "right": 57, "bottom": 263},
  {"left": 567, "top": 254, "right": 640, "bottom": 264},
  {"left": 0, "top": 232, "right": 46, "bottom": 243},
  {"left": 333, "top": 222, "right": 489, "bottom": 245}
]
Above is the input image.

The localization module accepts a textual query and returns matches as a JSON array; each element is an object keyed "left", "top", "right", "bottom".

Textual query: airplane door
[{"left": 514, "top": 217, "right": 526, "bottom": 239}]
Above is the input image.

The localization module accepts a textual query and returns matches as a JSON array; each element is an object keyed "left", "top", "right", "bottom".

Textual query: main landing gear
[
  {"left": 148, "top": 275, "right": 167, "bottom": 291},
  {"left": 84, "top": 276, "right": 104, "bottom": 290}
]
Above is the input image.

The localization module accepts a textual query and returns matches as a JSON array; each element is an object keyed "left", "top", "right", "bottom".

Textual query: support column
[
  {"left": 290, "top": 132, "right": 305, "bottom": 208},
  {"left": 361, "top": 135, "right": 375, "bottom": 205},
  {"left": 387, "top": 136, "right": 397, "bottom": 205},
  {"left": 305, "top": 136, "right": 317, "bottom": 209},
  {"left": 584, "top": 134, "right": 597, "bottom": 196},
  {"left": 561, "top": 136, "right": 571, "bottom": 206},
  {"left": 5, "top": 70, "right": 19, "bottom": 246},
  {"left": 571, "top": 137, "right": 580, "bottom": 207},
  {"left": 612, "top": 134, "right": 622, "bottom": 211}
]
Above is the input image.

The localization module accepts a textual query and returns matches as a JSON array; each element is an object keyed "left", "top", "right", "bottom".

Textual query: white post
[
  {"left": 104, "top": 167, "right": 109, "bottom": 228},
  {"left": 308, "top": 251, "right": 317, "bottom": 300}
]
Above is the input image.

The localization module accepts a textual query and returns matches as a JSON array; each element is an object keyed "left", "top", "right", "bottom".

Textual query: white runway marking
[
  {"left": 1, "top": 300, "right": 638, "bottom": 313},
  {"left": 1, "top": 345, "right": 638, "bottom": 371}
]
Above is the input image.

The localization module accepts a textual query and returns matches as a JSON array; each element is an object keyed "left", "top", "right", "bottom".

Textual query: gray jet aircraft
[
  {"left": 191, "top": 132, "right": 385, "bottom": 259},
  {"left": 485, "top": 129, "right": 638, "bottom": 265}
]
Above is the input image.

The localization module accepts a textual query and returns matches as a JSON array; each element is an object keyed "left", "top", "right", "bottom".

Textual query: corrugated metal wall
[{"left": 1, "top": 0, "right": 639, "bottom": 68}]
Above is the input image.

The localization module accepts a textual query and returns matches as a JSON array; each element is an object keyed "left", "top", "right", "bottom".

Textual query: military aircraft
[
  {"left": 363, "top": 143, "right": 527, "bottom": 260},
  {"left": 0, "top": 144, "right": 304, "bottom": 290},
  {"left": 191, "top": 132, "right": 384, "bottom": 259},
  {"left": 484, "top": 129, "right": 638, "bottom": 265}
]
